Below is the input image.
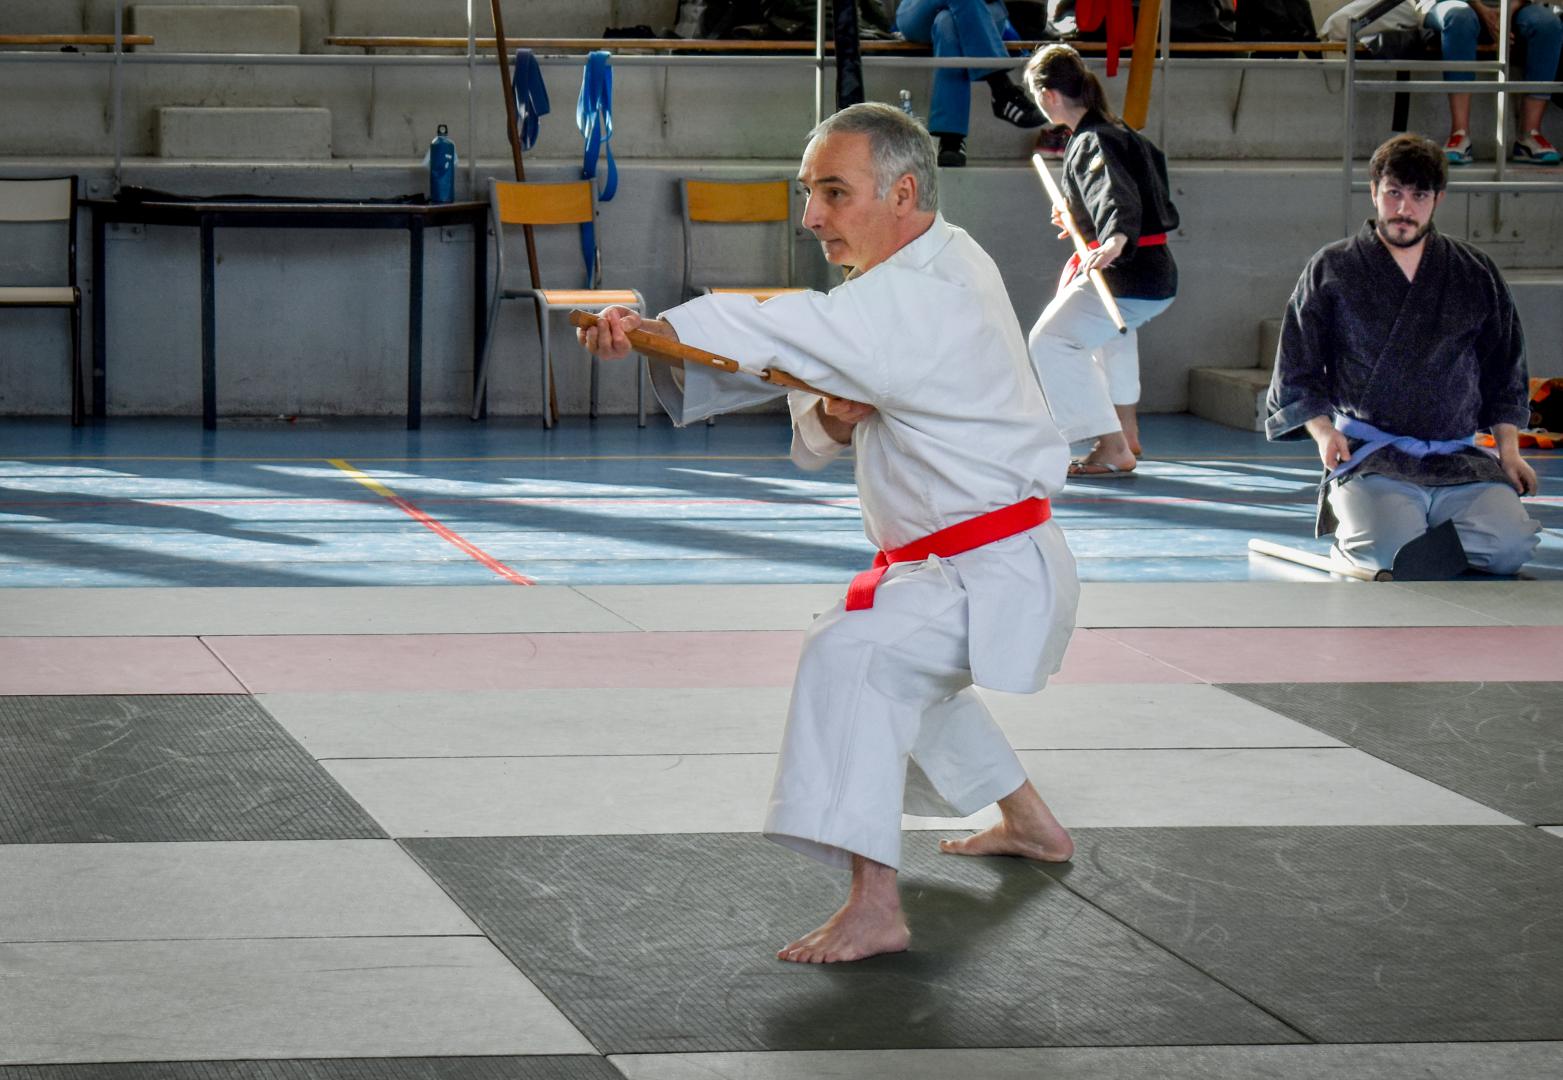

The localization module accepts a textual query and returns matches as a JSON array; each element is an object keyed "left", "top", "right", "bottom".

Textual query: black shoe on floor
[
  {"left": 990, "top": 80, "right": 1046, "bottom": 128},
  {"left": 935, "top": 134, "right": 967, "bottom": 167}
]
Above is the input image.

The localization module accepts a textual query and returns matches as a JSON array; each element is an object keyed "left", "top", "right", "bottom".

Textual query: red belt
[
  {"left": 844, "top": 496, "right": 1052, "bottom": 612},
  {"left": 1063, "top": 232, "right": 1168, "bottom": 287}
]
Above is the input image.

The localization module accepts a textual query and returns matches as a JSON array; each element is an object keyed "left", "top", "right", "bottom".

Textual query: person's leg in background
[
  {"left": 1424, "top": 0, "right": 1478, "bottom": 162},
  {"left": 895, "top": 0, "right": 1044, "bottom": 166},
  {"left": 1513, "top": 2, "right": 1562, "bottom": 162},
  {"left": 1329, "top": 474, "right": 1434, "bottom": 571},
  {"left": 1027, "top": 277, "right": 1169, "bottom": 475},
  {"left": 1427, "top": 481, "right": 1542, "bottom": 573},
  {"left": 1099, "top": 329, "right": 1144, "bottom": 457}
]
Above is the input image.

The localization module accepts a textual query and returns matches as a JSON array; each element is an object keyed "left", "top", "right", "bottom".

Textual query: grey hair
[{"left": 807, "top": 102, "right": 939, "bottom": 212}]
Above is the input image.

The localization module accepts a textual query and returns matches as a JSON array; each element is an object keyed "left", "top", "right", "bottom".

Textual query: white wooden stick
[
  {"left": 1248, "top": 538, "right": 1391, "bottom": 582},
  {"left": 1031, "top": 153, "right": 1129, "bottom": 335}
]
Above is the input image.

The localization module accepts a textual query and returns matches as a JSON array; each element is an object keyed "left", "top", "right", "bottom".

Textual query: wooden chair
[
  {"left": 680, "top": 177, "right": 807, "bottom": 305},
  {"left": 470, "top": 178, "right": 646, "bottom": 428},
  {"left": 0, "top": 176, "right": 82, "bottom": 425}
]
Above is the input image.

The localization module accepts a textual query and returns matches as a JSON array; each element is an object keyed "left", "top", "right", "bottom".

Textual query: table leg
[
  {"left": 408, "top": 219, "right": 424, "bottom": 430},
  {"left": 472, "top": 215, "right": 488, "bottom": 420},
  {"left": 200, "top": 215, "right": 216, "bottom": 430},
  {"left": 91, "top": 211, "right": 107, "bottom": 420}
]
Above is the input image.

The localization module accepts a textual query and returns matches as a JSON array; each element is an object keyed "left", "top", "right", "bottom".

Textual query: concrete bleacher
[{"left": 0, "top": 0, "right": 1559, "bottom": 421}]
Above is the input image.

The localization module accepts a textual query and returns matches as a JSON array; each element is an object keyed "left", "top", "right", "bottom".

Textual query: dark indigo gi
[
  {"left": 1060, "top": 111, "right": 1180, "bottom": 300},
  {"left": 1266, "top": 221, "right": 1531, "bottom": 535}
]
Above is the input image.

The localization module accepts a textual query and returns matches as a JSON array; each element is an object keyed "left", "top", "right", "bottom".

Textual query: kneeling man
[{"left": 1267, "top": 133, "right": 1541, "bottom": 576}]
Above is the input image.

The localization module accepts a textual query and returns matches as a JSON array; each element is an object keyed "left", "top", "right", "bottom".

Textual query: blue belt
[
  {"left": 577, "top": 51, "right": 617, "bottom": 287},
  {"left": 1326, "top": 415, "right": 1483, "bottom": 482},
  {"left": 512, "top": 48, "right": 550, "bottom": 151}
]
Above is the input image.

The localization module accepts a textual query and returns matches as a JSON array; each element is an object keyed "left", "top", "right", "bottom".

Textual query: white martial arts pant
[
  {"left": 764, "top": 552, "right": 1034, "bottom": 873},
  {"left": 1027, "top": 274, "right": 1172, "bottom": 444},
  {"left": 1330, "top": 474, "right": 1541, "bottom": 575}
]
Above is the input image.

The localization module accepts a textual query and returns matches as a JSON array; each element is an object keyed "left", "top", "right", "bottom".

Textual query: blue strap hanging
[
  {"left": 576, "top": 50, "right": 616, "bottom": 286},
  {"left": 512, "top": 48, "right": 550, "bottom": 152}
]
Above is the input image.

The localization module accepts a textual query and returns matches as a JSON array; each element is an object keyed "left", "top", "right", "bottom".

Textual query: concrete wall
[
  {"left": 1, "top": 158, "right": 1558, "bottom": 420},
  {"left": 3, "top": 50, "right": 1552, "bottom": 163},
  {"left": 1, "top": 0, "right": 1559, "bottom": 419}
]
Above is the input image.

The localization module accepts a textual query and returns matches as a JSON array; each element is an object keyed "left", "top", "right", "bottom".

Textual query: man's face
[
  {"left": 797, "top": 132, "right": 905, "bottom": 271},
  {"left": 1371, "top": 174, "right": 1444, "bottom": 249}
]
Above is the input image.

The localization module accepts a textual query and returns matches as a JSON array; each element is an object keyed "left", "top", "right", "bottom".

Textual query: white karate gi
[{"left": 649, "top": 215, "right": 1079, "bottom": 871}]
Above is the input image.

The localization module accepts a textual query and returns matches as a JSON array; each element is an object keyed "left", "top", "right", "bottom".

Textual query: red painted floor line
[{"left": 327, "top": 459, "right": 534, "bottom": 586}]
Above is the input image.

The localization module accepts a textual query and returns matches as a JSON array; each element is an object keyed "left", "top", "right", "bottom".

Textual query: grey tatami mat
[
  {"left": 610, "top": 1044, "right": 1563, "bottom": 1080},
  {"left": 0, "top": 696, "right": 384, "bottom": 843},
  {"left": 1221, "top": 682, "right": 1563, "bottom": 824},
  {"left": 1045, "top": 826, "right": 1563, "bottom": 1042},
  {"left": 403, "top": 833, "right": 1306, "bottom": 1054},
  {"left": 0, "top": 1059, "right": 620, "bottom": 1079}
]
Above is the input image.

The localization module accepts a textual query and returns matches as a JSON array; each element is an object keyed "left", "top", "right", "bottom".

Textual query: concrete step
[
  {"left": 1188, "top": 365, "right": 1271, "bottom": 433},
  {"left": 1507, "top": 271, "right": 1563, "bottom": 379},
  {"left": 0, "top": 0, "right": 85, "bottom": 36},
  {"left": 131, "top": 4, "right": 301, "bottom": 53},
  {"left": 331, "top": 0, "right": 678, "bottom": 41},
  {"left": 157, "top": 106, "right": 330, "bottom": 159},
  {"left": 1258, "top": 317, "right": 1282, "bottom": 370}
]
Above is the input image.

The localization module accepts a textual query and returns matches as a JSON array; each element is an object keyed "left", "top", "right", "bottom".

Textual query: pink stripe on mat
[
  {"left": 207, "top": 628, "right": 1200, "bottom": 693},
  {"left": 205, "top": 632, "right": 808, "bottom": 692},
  {"left": 1099, "top": 627, "right": 1563, "bottom": 684},
  {"left": 1050, "top": 629, "right": 1202, "bottom": 684},
  {"left": 0, "top": 638, "right": 247, "bottom": 695}
]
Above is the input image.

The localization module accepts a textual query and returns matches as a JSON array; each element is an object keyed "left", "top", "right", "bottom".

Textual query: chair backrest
[
  {"left": 679, "top": 178, "right": 795, "bottom": 298},
  {"left": 0, "top": 176, "right": 77, "bottom": 289},
  {"left": 0, "top": 177, "right": 75, "bottom": 223},
  {"left": 488, "top": 178, "right": 599, "bottom": 291},
  {"left": 492, "top": 179, "right": 595, "bottom": 227}
]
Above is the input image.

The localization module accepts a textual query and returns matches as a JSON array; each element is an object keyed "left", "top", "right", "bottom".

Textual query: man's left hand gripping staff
[{"left": 577, "top": 305, "right": 681, "bottom": 364}]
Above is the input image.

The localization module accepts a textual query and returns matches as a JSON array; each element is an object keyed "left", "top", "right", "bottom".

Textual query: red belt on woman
[
  {"left": 1062, "top": 232, "right": 1168, "bottom": 287},
  {"left": 845, "top": 496, "right": 1052, "bottom": 611}
]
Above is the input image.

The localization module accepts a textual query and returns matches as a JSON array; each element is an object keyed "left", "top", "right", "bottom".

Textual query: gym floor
[{"left": 2, "top": 413, "right": 1561, "bottom": 1079}]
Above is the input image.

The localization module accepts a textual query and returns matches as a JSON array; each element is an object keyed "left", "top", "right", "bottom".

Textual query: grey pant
[{"left": 1330, "top": 474, "right": 1541, "bottom": 575}]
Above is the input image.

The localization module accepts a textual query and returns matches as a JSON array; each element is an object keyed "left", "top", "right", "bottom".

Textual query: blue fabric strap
[
  {"left": 1327, "top": 415, "right": 1483, "bottom": 482},
  {"left": 577, "top": 51, "right": 616, "bottom": 286},
  {"left": 512, "top": 49, "right": 549, "bottom": 152}
]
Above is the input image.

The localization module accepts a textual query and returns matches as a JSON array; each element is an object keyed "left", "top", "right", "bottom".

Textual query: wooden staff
[
  {"left": 1248, "top": 539, "right": 1391, "bottom": 582},
  {"left": 490, "top": 0, "right": 556, "bottom": 422},
  {"left": 569, "top": 310, "right": 833, "bottom": 398},
  {"left": 1031, "top": 153, "right": 1128, "bottom": 335}
]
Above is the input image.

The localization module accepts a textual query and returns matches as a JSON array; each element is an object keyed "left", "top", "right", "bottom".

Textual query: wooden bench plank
[{"left": 0, "top": 34, "right": 155, "bottom": 46}]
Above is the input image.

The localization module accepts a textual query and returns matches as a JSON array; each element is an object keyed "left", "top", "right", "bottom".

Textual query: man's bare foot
[
  {"left": 778, "top": 854, "right": 909, "bottom": 964},
  {"left": 939, "top": 779, "right": 1074, "bottom": 862},
  {"left": 777, "top": 897, "right": 910, "bottom": 964},
  {"left": 939, "top": 818, "right": 1073, "bottom": 861}
]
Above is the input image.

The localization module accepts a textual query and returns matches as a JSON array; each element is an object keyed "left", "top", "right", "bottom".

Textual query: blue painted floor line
[{"left": 1, "top": 415, "right": 1558, "bottom": 587}]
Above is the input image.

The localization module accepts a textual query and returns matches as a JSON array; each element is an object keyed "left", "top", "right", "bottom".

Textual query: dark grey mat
[
  {"left": 1043, "top": 826, "right": 1563, "bottom": 1043},
  {"left": 402, "top": 833, "right": 1306, "bottom": 1054},
  {"left": 0, "top": 696, "right": 384, "bottom": 843},
  {"left": 1221, "top": 682, "right": 1563, "bottom": 824},
  {"left": 0, "top": 1059, "right": 618, "bottom": 1080}
]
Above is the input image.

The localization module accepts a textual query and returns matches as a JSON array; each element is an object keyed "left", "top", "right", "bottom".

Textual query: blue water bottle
[{"left": 428, "top": 123, "right": 456, "bottom": 204}]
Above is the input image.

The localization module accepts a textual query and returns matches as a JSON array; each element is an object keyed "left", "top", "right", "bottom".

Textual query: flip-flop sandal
[{"left": 1067, "top": 460, "right": 1136, "bottom": 479}]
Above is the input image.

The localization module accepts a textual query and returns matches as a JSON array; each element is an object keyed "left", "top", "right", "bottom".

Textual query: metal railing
[{"left": 1340, "top": 0, "right": 1563, "bottom": 233}]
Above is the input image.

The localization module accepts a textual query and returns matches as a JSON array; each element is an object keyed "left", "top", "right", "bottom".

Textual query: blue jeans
[
  {"left": 1423, "top": 0, "right": 1563, "bottom": 100},
  {"left": 895, "top": 0, "right": 1011, "bottom": 135}
]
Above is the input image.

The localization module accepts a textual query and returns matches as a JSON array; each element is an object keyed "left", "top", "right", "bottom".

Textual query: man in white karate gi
[{"left": 579, "top": 102, "right": 1079, "bottom": 964}]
